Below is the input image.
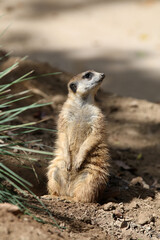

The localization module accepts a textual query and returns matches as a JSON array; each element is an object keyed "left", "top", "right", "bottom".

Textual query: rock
[
  {"left": 137, "top": 212, "right": 152, "bottom": 225},
  {"left": 130, "top": 176, "right": 150, "bottom": 189},
  {"left": 103, "top": 202, "right": 115, "bottom": 211},
  {"left": 130, "top": 222, "right": 138, "bottom": 229},
  {"left": 128, "top": 201, "right": 139, "bottom": 210},
  {"left": 0, "top": 203, "right": 22, "bottom": 215},
  {"left": 118, "top": 202, "right": 124, "bottom": 210},
  {"left": 113, "top": 209, "right": 123, "bottom": 219},
  {"left": 146, "top": 226, "right": 152, "bottom": 231},
  {"left": 120, "top": 221, "right": 128, "bottom": 228},
  {"left": 114, "top": 219, "right": 122, "bottom": 228}
]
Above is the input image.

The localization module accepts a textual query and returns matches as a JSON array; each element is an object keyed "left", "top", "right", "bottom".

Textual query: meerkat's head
[{"left": 68, "top": 70, "right": 105, "bottom": 98}]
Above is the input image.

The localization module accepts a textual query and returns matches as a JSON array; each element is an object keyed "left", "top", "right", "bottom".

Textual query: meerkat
[{"left": 47, "top": 70, "right": 110, "bottom": 203}]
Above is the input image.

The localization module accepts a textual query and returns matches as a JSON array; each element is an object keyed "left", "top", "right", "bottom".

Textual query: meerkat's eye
[
  {"left": 69, "top": 82, "right": 77, "bottom": 93},
  {"left": 83, "top": 72, "right": 93, "bottom": 80}
]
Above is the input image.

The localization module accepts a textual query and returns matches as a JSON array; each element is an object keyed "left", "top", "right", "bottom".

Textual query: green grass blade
[
  {"left": 0, "top": 163, "right": 32, "bottom": 186},
  {"left": 0, "top": 122, "right": 36, "bottom": 131},
  {"left": 0, "top": 95, "right": 32, "bottom": 108},
  {"left": 7, "top": 146, "right": 54, "bottom": 155},
  {"left": 0, "top": 62, "right": 19, "bottom": 81},
  {"left": 0, "top": 70, "right": 33, "bottom": 91}
]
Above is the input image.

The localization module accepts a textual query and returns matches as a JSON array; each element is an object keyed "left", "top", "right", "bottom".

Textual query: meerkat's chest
[
  {"left": 67, "top": 107, "right": 96, "bottom": 125},
  {"left": 66, "top": 107, "right": 96, "bottom": 141}
]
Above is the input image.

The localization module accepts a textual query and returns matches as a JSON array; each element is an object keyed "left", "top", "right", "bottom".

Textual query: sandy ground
[
  {"left": 1, "top": 0, "right": 160, "bottom": 102},
  {"left": 0, "top": 56, "right": 160, "bottom": 240}
]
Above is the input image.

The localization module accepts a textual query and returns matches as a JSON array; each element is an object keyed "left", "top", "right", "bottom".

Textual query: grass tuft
[{"left": 0, "top": 55, "right": 60, "bottom": 227}]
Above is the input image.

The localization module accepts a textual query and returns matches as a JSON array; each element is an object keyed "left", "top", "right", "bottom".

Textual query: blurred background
[{"left": 1, "top": 0, "right": 160, "bottom": 102}]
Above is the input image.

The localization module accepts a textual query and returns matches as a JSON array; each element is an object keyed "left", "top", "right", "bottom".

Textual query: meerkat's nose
[{"left": 101, "top": 73, "right": 105, "bottom": 79}]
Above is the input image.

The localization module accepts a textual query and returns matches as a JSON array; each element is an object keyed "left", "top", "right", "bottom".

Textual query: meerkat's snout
[
  {"left": 100, "top": 73, "right": 105, "bottom": 80},
  {"left": 93, "top": 72, "right": 105, "bottom": 85},
  {"left": 98, "top": 73, "right": 105, "bottom": 82}
]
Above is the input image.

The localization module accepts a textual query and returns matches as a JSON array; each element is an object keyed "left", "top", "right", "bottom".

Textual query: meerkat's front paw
[
  {"left": 65, "top": 155, "right": 71, "bottom": 171},
  {"left": 74, "top": 159, "right": 83, "bottom": 171},
  {"left": 66, "top": 162, "right": 72, "bottom": 171}
]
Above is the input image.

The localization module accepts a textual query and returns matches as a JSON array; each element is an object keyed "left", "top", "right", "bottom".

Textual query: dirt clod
[
  {"left": 103, "top": 202, "right": 116, "bottom": 211},
  {"left": 120, "top": 220, "right": 128, "bottom": 228},
  {"left": 130, "top": 176, "right": 150, "bottom": 189},
  {"left": 137, "top": 212, "right": 153, "bottom": 225},
  {"left": 0, "top": 203, "right": 22, "bottom": 215}
]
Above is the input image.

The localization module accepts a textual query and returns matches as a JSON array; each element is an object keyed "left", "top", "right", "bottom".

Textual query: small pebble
[
  {"left": 113, "top": 209, "right": 123, "bottom": 219},
  {"left": 120, "top": 221, "right": 128, "bottom": 228},
  {"left": 103, "top": 202, "right": 115, "bottom": 211},
  {"left": 128, "top": 201, "right": 139, "bottom": 210},
  {"left": 137, "top": 212, "right": 152, "bottom": 225}
]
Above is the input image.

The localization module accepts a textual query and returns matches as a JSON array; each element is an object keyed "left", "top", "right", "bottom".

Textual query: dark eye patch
[
  {"left": 69, "top": 82, "right": 77, "bottom": 93},
  {"left": 82, "top": 72, "right": 93, "bottom": 80}
]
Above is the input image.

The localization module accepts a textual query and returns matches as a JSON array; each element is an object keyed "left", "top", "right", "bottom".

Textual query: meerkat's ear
[{"left": 69, "top": 82, "right": 77, "bottom": 93}]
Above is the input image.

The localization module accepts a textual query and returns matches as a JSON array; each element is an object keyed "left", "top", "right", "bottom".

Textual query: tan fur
[{"left": 47, "top": 70, "right": 110, "bottom": 203}]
